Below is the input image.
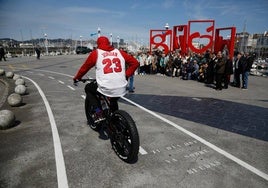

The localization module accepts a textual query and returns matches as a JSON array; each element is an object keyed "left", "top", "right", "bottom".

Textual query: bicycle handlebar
[
  {"left": 79, "top": 78, "right": 96, "bottom": 83},
  {"left": 73, "top": 76, "right": 96, "bottom": 86}
]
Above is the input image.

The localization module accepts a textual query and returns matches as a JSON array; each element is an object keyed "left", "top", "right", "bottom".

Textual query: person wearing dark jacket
[
  {"left": 0, "top": 46, "right": 6, "bottom": 61},
  {"left": 172, "top": 53, "right": 182, "bottom": 77},
  {"left": 223, "top": 55, "right": 233, "bottom": 89},
  {"left": 214, "top": 51, "right": 226, "bottom": 90},
  {"left": 233, "top": 52, "right": 243, "bottom": 88},
  {"left": 241, "top": 52, "right": 254, "bottom": 89},
  {"left": 206, "top": 53, "right": 216, "bottom": 84},
  {"left": 35, "top": 47, "right": 41, "bottom": 59}
]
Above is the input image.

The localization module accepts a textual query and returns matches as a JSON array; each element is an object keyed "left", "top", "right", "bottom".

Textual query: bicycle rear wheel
[{"left": 109, "top": 110, "right": 140, "bottom": 163}]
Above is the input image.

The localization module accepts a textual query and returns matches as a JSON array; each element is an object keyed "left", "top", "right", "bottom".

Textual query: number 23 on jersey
[{"left": 102, "top": 57, "right": 122, "bottom": 74}]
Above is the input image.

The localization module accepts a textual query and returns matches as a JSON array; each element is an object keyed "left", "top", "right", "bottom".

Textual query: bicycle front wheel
[
  {"left": 109, "top": 110, "right": 140, "bottom": 163},
  {"left": 85, "top": 96, "right": 101, "bottom": 131}
]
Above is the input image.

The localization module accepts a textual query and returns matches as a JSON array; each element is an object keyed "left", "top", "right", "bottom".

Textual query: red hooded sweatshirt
[{"left": 73, "top": 36, "right": 139, "bottom": 80}]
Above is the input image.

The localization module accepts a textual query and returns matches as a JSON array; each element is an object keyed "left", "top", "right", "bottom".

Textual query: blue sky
[{"left": 0, "top": 0, "right": 267, "bottom": 44}]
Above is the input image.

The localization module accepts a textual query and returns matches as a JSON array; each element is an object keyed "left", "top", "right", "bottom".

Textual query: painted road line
[
  {"left": 58, "top": 80, "right": 65, "bottom": 84},
  {"left": 34, "top": 69, "right": 73, "bottom": 78},
  {"left": 121, "top": 96, "right": 268, "bottom": 181},
  {"left": 22, "top": 76, "right": 69, "bottom": 188},
  {"left": 48, "top": 76, "right": 55, "bottom": 80},
  {"left": 192, "top": 97, "right": 202, "bottom": 101},
  {"left": 67, "top": 85, "right": 75, "bottom": 91},
  {"left": 139, "top": 146, "right": 148, "bottom": 155}
]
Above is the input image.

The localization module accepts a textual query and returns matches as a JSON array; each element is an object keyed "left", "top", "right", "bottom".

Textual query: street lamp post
[
  {"left": 44, "top": 33, "right": 48, "bottom": 55},
  {"left": 98, "top": 27, "right": 101, "bottom": 38},
  {"left": 80, "top": 36, "right": 83, "bottom": 47},
  {"left": 164, "top": 23, "right": 169, "bottom": 45},
  {"left": 110, "top": 33, "right": 113, "bottom": 45},
  {"left": 165, "top": 23, "right": 169, "bottom": 30}
]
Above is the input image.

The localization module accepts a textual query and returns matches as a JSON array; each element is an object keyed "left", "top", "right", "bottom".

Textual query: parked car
[{"left": 76, "top": 46, "right": 92, "bottom": 54}]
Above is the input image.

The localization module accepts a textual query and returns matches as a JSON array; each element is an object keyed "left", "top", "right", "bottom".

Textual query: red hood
[{"left": 97, "top": 36, "right": 114, "bottom": 51}]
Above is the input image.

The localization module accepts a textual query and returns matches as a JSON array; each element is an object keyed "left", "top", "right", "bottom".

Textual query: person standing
[
  {"left": 223, "top": 55, "right": 233, "bottom": 89},
  {"left": 128, "top": 52, "right": 138, "bottom": 93},
  {"left": 233, "top": 52, "right": 243, "bottom": 88},
  {"left": 214, "top": 51, "right": 226, "bottom": 90},
  {"left": 159, "top": 53, "right": 166, "bottom": 75},
  {"left": 35, "top": 46, "right": 41, "bottom": 59},
  {"left": 206, "top": 52, "right": 216, "bottom": 84},
  {"left": 172, "top": 52, "right": 182, "bottom": 77},
  {"left": 241, "top": 52, "right": 254, "bottom": 89},
  {"left": 0, "top": 46, "right": 6, "bottom": 61}
]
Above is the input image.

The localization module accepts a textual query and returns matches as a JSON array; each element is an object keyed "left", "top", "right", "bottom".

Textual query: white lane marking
[
  {"left": 139, "top": 146, "right": 148, "bottom": 155},
  {"left": 121, "top": 96, "right": 268, "bottom": 181},
  {"left": 48, "top": 76, "right": 55, "bottom": 80},
  {"left": 22, "top": 76, "right": 69, "bottom": 188},
  {"left": 58, "top": 80, "right": 65, "bottom": 84},
  {"left": 192, "top": 97, "right": 202, "bottom": 101},
  {"left": 67, "top": 85, "right": 75, "bottom": 91},
  {"left": 34, "top": 69, "right": 73, "bottom": 78}
]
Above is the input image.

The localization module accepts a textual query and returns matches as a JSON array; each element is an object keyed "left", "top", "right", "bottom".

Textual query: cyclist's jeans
[{"left": 85, "top": 82, "right": 119, "bottom": 112}]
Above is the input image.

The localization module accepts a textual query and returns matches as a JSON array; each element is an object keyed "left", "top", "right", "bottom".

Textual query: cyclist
[{"left": 73, "top": 36, "right": 139, "bottom": 123}]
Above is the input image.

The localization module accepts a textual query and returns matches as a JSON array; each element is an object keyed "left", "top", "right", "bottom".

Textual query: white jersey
[{"left": 96, "top": 49, "right": 127, "bottom": 97}]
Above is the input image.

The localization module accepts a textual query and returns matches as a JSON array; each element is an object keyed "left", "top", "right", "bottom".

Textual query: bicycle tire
[
  {"left": 85, "top": 97, "right": 101, "bottom": 131},
  {"left": 109, "top": 110, "right": 140, "bottom": 163}
]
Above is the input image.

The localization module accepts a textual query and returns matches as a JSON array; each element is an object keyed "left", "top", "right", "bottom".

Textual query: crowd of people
[{"left": 132, "top": 49, "right": 255, "bottom": 90}]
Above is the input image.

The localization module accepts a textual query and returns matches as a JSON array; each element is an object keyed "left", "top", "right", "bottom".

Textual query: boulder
[
  {"left": 13, "top": 74, "right": 21, "bottom": 80},
  {"left": 0, "top": 110, "right": 16, "bottom": 130},
  {"left": 5, "top": 72, "right": 14, "bottom": 78},
  {"left": 0, "top": 69, "right": 5, "bottom": 76},
  {"left": 15, "top": 85, "right": 27, "bottom": 95},
  {"left": 15, "top": 78, "right": 25, "bottom": 85},
  {"left": 7, "top": 93, "right": 23, "bottom": 107}
]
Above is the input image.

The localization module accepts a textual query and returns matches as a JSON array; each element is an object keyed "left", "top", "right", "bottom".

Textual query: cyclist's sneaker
[{"left": 92, "top": 108, "right": 106, "bottom": 123}]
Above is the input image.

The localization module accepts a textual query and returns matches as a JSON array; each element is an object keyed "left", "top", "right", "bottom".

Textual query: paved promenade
[{"left": 0, "top": 55, "right": 267, "bottom": 188}]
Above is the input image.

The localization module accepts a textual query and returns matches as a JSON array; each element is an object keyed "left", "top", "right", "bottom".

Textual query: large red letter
[
  {"left": 188, "top": 20, "right": 215, "bottom": 54},
  {"left": 214, "top": 27, "right": 236, "bottom": 59},
  {"left": 150, "top": 29, "right": 172, "bottom": 54},
  {"left": 173, "top": 25, "right": 188, "bottom": 55}
]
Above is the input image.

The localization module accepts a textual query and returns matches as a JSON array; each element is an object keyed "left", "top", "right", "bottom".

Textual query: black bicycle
[{"left": 78, "top": 78, "right": 140, "bottom": 163}]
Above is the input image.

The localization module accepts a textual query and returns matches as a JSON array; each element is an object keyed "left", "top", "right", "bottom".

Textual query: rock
[
  {"left": 5, "top": 72, "right": 14, "bottom": 78},
  {"left": 0, "top": 69, "right": 5, "bottom": 76},
  {"left": 13, "top": 74, "right": 21, "bottom": 80},
  {"left": 7, "top": 93, "right": 23, "bottom": 107},
  {"left": 0, "top": 110, "right": 16, "bottom": 130},
  {"left": 15, "top": 85, "right": 27, "bottom": 95},
  {"left": 15, "top": 78, "right": 25, "bottom": 85}
]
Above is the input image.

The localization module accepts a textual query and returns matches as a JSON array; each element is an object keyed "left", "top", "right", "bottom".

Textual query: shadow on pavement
[{"left": 122, "top": 94, "right": 268, "bottom": 142}]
